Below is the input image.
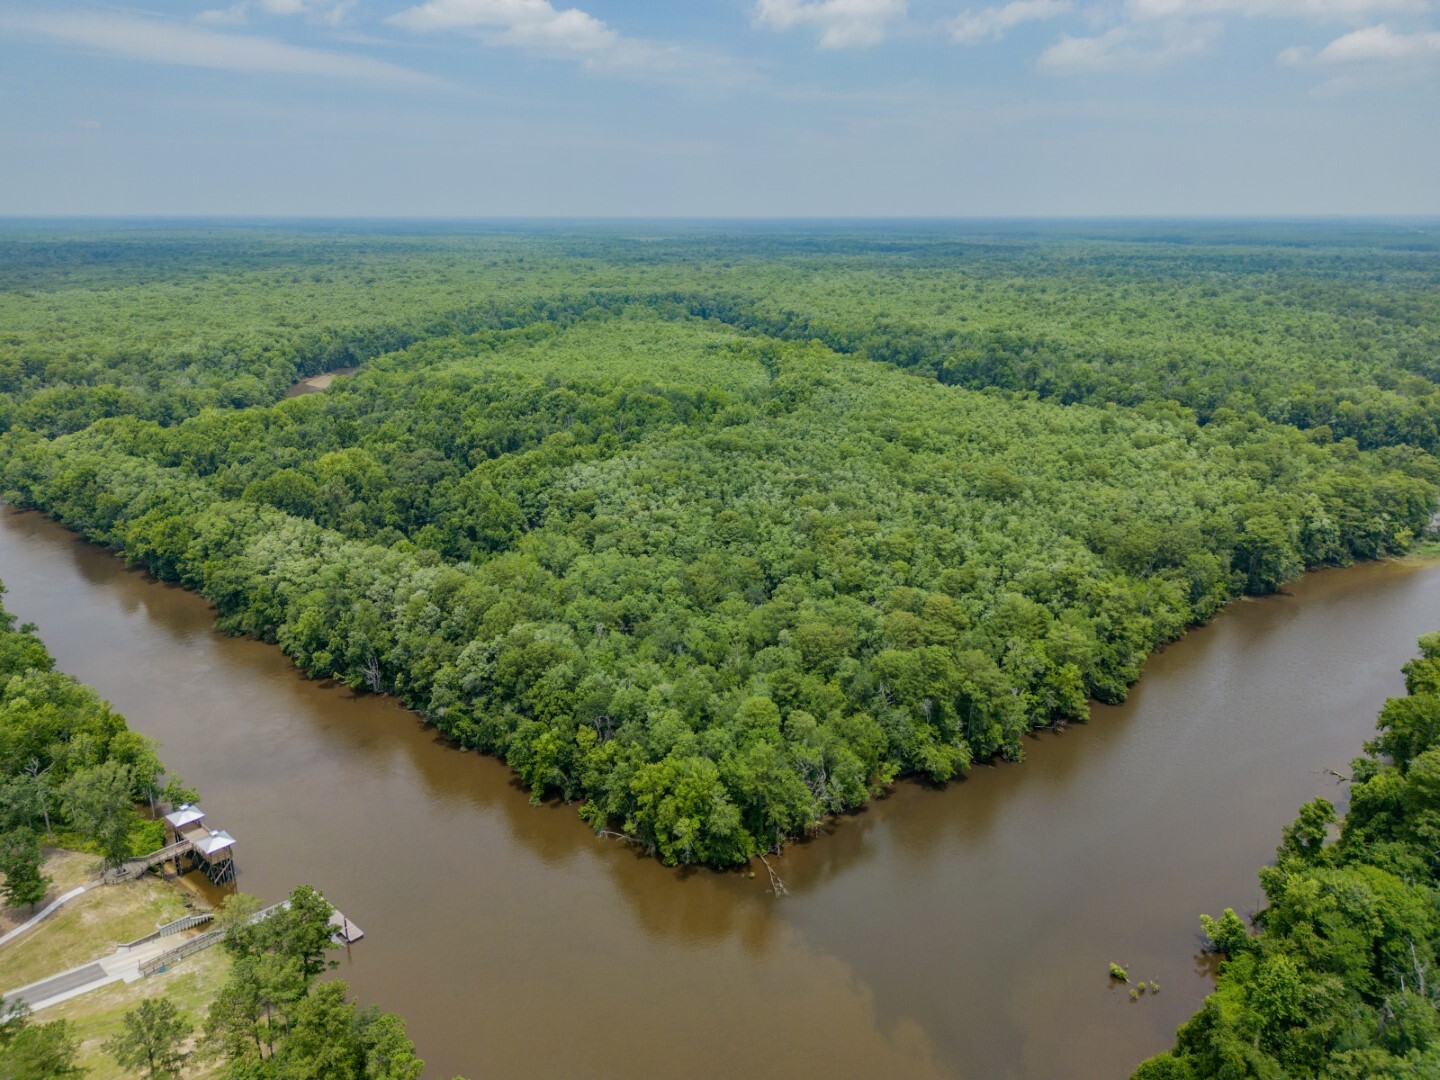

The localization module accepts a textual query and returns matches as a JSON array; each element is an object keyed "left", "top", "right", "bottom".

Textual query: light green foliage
[
  {"left": 1199, "top": 908, "right": 1253, "bottom": 958},
  {"left": 103, "top": 996, "right": 192, "bottom": 1080},
  {"left": 1138, "top": 636, "right": 1440, "bottom": 1078},
  {"left": 1110, "top": 962, "right": 1129, "bottom": 981}
]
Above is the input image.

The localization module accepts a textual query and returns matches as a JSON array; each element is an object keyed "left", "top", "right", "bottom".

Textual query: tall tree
[
  {"left": 103, "top": 996, "right": 192, "bottom": 1080},
  {"left": 58, "top": 760, "right": 136, "bottom": 868},
  {"left": 0, "top": 1003, "right": 83, "bottom": 1080},
  {"left": 0, "top": 826, "right": 48, "bottom": 911}
]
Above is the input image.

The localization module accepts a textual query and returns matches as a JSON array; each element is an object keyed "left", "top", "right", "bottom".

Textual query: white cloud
[
  {"left": 259, "top": 0, "right": 353, "bottom": 17},
  {"left": 1128, "top": 0, "right": 1428, "bottom": 20},
  {"left": 1038, "top": 20, "right": 1222, "bottom": 72},
  {"left": 198, "top": 0, "right": 354, "bottom": 26},
  {"left": 1280, "top": 22, "right": 1440, "bottom": 62},
  {"left": 388, "top": 0, "right": 751, "bottom": 83},
  {"left": 948, "top": 0, "right": 1071, "bottom": 44},
  {"left": 388, "top": 0, "right": 619, "bottom": 54},
  {"left": 752, "top": 0, "right": 908, "bottom": 49},
  {"left": 1, "top": 11, "right": 434, "bottom": 84}
]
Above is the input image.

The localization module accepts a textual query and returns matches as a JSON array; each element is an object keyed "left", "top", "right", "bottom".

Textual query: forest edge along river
[{"left": 2, "top": 504, "right": 1437, "bottom": 1079}]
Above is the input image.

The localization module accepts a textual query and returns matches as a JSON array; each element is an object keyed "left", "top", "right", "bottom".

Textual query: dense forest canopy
[
  {"left": 0, "top": 579, "right": 190, "bottom": 871},
  {"left": 1, "top": 220, "right": 1436, "bottom": 865}
]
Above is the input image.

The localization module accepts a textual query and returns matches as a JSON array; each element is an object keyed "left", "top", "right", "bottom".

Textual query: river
[{"left": 1, "top": 506, "right": 1436, "bottom": 1079}]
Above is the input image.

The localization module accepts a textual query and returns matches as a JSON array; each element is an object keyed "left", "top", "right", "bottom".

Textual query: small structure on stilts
[
  {"left": 163, "top": 804, "right": 237, "bottom": 885},
  {"left": 106, "top": 803, "right": 238, "bottom": 885}
]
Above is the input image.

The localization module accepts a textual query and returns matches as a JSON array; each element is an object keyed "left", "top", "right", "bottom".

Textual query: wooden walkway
[
  {"left": 105, "top": 840, "right": 192, "bottom": 883},
  {"left": 136, "top": 898, "right": 362, "bottom": 976}
]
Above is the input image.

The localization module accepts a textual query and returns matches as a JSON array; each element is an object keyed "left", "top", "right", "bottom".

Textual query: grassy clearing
[
  {"left": 1, "top": 849, "right": 231, "bottom": 1076},
  {"left": 1407, "top": 535, "right": 1440, "bottom": 560},
  {"left": 40, "top": 947, "right": 230, "bottom": 1080},
  {"left": 0, "top": 867, "right": 191, "bottom": 990},
  {"left": 0, "top": 848, "right": 103, "bottom": 937}
]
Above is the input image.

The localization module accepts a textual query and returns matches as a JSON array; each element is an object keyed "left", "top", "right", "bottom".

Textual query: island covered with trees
[{"left": 0, "top": 220, "right": 1436, "bottom": 867}]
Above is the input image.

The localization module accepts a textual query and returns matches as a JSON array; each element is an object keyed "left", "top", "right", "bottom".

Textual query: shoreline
[{"left": 6, "top": 500, "right": 1435, "bottom": 869}]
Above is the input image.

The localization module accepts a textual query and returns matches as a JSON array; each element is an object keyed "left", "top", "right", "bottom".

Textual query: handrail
[
  {"left": 138, "top": 927, "right": 224, "bottom": 976},
  {"left": 104, "top": 839, "right": 194, "bottom": 884},
  {"left": 119, "top": 911, "right": 215, "bottom": 950}
]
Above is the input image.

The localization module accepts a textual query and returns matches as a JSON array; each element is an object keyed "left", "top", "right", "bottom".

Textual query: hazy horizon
[{"left": 2, "top": 1, "right": 1437, "bottom": 218}]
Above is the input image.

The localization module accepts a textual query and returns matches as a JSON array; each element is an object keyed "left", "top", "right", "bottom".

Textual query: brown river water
[{"left": 2, "top": 505, "right": 1438, "bottom": 1079}]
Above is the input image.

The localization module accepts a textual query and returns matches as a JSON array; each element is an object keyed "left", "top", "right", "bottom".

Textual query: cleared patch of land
[
  {"left": 0, "top": 848, "right": 100, "bottom": 939},
  {"left": 40, "top": 946, "right": 229, "bottom": 1080},
  {"left": 1, "top": 850, "right": 229, "bottom": 1077}
]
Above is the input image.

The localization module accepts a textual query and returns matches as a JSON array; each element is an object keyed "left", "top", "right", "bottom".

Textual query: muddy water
[{"left": 3, "top": 506, "right": 1438, "bottom": 1080}]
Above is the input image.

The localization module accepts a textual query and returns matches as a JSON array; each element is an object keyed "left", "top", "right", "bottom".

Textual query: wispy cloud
[
  {"left": 196, "top": 4, "right": 250, "bottom": 26},
  {"left": 388, "top": 0, "right": 617, "bottom": 53},
  {"left": 1128, "top": 0, "right": 1429, "bottom": 20},
  {"left": 1038, "top": 20, "right": 1223, "bottom": 72},
  {"left": 388, "top": 0, "right": 751, "bottom": 84},
  {"left": 1280, "top": 21, "right": 1440, "bottom": 62},
  {"left": 2, "top": 10, "right": 434, "bottom": 84},
  {"left": 752, "top": 0, "right": 908, "bottom": 49},
  {"left": 197, "top": 0, "right": 356, "bottom": 27},
  {"left": 1031, "top": 0, "right": 1425, "bottom": 74},
  {"left": 948, "top": 0, "right": 1071, "bottom": 45}
]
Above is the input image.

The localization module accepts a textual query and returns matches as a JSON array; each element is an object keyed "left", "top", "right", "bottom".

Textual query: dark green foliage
[
  {"left": 2, "top": 223, "right": 1438, "bottom": 866},
  {"left": 0, "top": 582, "right": 186, "bottom": 866},
  {"left": 0, "top": 1002, "right": 83, "bottom": 1080},
  {"left": 205, "top": 886, "right": 423, "bottom": 1079},
  {"left": 217, "top": 885, "right": 336, "bottom": 978},
  {"left": 1136, "top": 635, "right": 1440, "bottom": 1078},
  {"left": 0, "top": 826, "right": 48, "bottom": 910}
]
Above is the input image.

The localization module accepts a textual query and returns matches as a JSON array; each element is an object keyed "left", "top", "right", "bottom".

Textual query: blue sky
[{"left": 1, "top": 0, "right": 1437, "bottom": 215}]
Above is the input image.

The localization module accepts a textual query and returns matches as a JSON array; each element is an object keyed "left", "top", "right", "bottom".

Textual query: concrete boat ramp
[{"left": 2, "top": 895, "right": 363, "bottom": 1013}]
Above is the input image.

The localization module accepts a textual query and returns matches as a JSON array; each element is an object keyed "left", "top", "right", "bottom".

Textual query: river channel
[{"left": 2, "top": 506, "right": 1437, "bottom": 1078}]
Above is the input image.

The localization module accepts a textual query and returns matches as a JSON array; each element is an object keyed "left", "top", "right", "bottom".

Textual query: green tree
[
  {"left": 203, "top": 953, "right": 305, "bottom": 1064},
  {"left": 0, "top": 827, "right": 49, "bottom": 911},
  {"left": 214, "top": 891, "right": 266, "bottom": 960},
  {"left": 1199, "top": 907, "right": 1252, "bottom": 957},
  {"left": 261, "top": 885, "right": 337, "bottom": 980},
  {"left": 1278, "top": 798, "right": 1336, "bottom": 863},
  {"left": 58, "top": 761, "right": 136, "bottom": 868},
  {"left": 357, "top": 1009, "right": 425, "bottom": 1080},
  {"left": 0, "top": 1003, "right": 83, "bottom": 1080},
  {"left": 272, "top": 981, "right": 362, "bottom": 1080},
  {"left": 103, "top": 997, "right": 192, "bottom": 1080}
]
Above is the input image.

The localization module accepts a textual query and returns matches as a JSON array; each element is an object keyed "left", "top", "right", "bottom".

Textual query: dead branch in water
[
  {"left": 758, "top": 853, "right": 789, "bottom": 897},
  {"left": 1322, "top": 768, "right": 1352, "bottom": 783},
  {"left": 597, "top": 828, "right": 643, "bottom": 847}
]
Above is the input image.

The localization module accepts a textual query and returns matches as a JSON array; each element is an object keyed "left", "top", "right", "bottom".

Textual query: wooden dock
[{"left": 329, "top": 910, "right": 364, "bottom": 944}]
